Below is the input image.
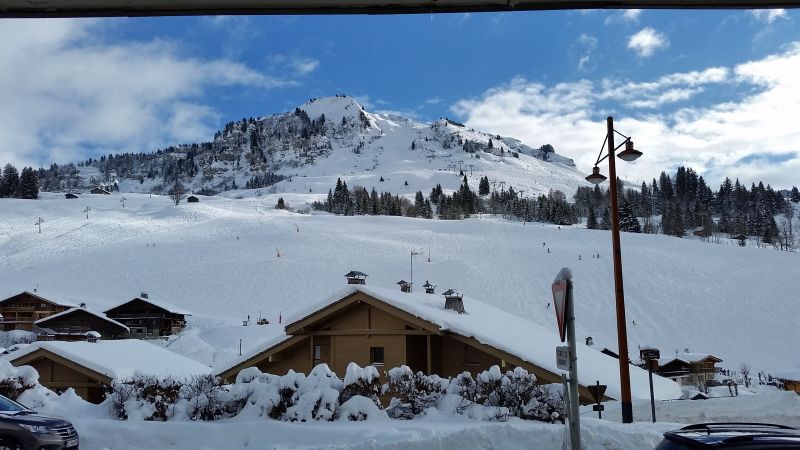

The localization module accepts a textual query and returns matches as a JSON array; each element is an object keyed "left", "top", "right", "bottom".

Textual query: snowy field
[{"left": 1, "top": 192, "right": 797, "bottom": 373}]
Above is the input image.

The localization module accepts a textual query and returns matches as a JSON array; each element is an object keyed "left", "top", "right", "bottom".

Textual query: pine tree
[
  {"left": 586, "top": 208, "right": 598, "bottom": 229},
  {"left": 600, "top": 207, "right": 611, "bottom": 230},
  {"left": 0, "top": 163, "right": 19, "bottom": 198},
  {"left": 479, "top": 176, "right": 490, "bottom": 196},
  {"left": 618, "top": 200, "right": 641, "bottom": 233},
  {"left": 17, "top": 167, "right": 39, "bottom": 199}
]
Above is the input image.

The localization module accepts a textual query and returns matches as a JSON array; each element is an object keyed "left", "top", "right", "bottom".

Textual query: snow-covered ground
[{"left": 2, "top": 192, "right": 797, "bottom": 374}]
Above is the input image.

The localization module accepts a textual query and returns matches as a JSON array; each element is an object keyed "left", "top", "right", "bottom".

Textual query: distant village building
[
  {"left": 217, "top": 277, "right": 681, "bottom": 404},
  {"left": 64, "top": 193, "right": 79, "bottom": 199},
  {"left": 657, "top": 352, "right": 723, "bottom": 385},
  {"left": 0, "top": 291, "right": 71, "bottom": 331},
  {"left": 774, "top": 367, "right": 800, "bottom": 394},
  {"left": 34, "top": 305, "right": 129, "bottom": 341},
  {"left": 187, "top": 195, "right": 199, "bottom": 203},
  {"left": 9, "top": 340, "right": 211, "bottom": 403},
  {"left": 104, "top": 294, "right": 190, "bottom": 338},
  {"left": 90, "top": 187, "right": 111, "bottom": 195}
]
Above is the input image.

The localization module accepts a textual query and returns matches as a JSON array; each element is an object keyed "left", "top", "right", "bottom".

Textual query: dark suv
[
  {"left": 0, "top": 394, "right": 78, "bottom": 450},
  {"left": 656, "top": 423, "right": 800, "bottom": 449}
]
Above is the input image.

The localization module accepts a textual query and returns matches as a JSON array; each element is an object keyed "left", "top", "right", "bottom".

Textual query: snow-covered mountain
[{"left": 76, "top": 95, "right": 588, "bottom": 199}]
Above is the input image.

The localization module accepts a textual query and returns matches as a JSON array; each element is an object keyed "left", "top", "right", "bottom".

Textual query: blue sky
[{"left": 1, "top": 9, "right": 799, "bottom": 187}]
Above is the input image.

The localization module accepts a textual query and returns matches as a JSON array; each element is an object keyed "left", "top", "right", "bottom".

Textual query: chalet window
[
  {"left": 370, "top": 347, "right": 384, "bottom": 366},
  {"left": 313, "top": 345, "right": 322, "bottom": 365}
]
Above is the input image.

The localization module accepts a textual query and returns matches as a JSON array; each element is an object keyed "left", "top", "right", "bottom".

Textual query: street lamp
[{"left": 585, "top": 116, "right": 642, "bottom": 424}]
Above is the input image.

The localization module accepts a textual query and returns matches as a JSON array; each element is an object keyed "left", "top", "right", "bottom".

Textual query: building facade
[
  {"left": 0, "top": 292, "right": 70, "bottom": 331},
  {"left": 104, "top": 296, "right": 189, "bottom": 338},
  {"left": 34, "top": 307, "right": 129, "bottom": 341}
]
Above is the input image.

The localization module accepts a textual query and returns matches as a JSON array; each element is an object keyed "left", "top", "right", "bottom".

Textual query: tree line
[
  {"left": 0, "top": 163, "right": 39, "bottom": 199},
  {"left": 574, "top": 166, "right": 799, "bottom": 247},
  {"left": 312, "top": 175, "right": 579, "bottom": 226}
]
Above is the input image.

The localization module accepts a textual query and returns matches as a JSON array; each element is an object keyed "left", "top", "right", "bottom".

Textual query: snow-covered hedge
[{"left": 0, "top": 359, "right": 563, "bottom": 425}]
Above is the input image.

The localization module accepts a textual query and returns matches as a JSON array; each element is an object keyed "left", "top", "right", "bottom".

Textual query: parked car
[
  {"left": 0, "top": 394, "right": 78, "bottom": 450},
  {"left": 655, "top": 422, "right": 800, "bottom": 449}
]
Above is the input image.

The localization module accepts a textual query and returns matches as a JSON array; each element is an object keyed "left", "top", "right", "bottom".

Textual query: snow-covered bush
[
  {"left": 0, "top": 330, "right": 36, "bottom": 349},
  {"left": 284, "top": 364, "right": 341, "bottom": 422},
  {"left": 475, "top": 366, "right": 564, "bottom": 423},
  {"left": 182, "top": 374, "right": 242, "bottom": 421},
  {"left": 339, "top": 362, "right": 381, "bottom": 406},
  {"left": 0, "top": 359, "right": 38, "bottom": 400},
  {"left": 336, "top": 395, "right": 387, "bottom": 421},
  {"left": 106, "top": 375, "right": 183, "bottom": 421},
  {"left": 232, "top": 365, "right": 343, "bottom": 422},
  {"left": 383, "top": 365, "right": 448, "bottom": 419}
]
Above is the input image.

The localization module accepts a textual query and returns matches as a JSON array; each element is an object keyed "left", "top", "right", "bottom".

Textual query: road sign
[
  {"left": 556, "top": 345, "right": 571, "bottom": 371},
  {"left": 640, "top": 348, "right": 660, "bottom": 361},
  {"left": 592, "top": 404, "right": 605, "bottom": 412},
  {"left": 551, "top": 279, "right": 568, "bottom": 342},
  {"left": 587, "top": 383, "right": 607, "bottom": 404},
  {"left": 647, "top": 358, "right": 659, "bottom": 372}
]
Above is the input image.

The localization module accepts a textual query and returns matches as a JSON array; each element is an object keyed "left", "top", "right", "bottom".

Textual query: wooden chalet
[
  {"left": 187, "top": 195, "right": 199, "bottom": 203},
  {"left": 89, "top": 187, "right": 111, "bottom": 195},
  {"left": 774, "top": 367, "right": 800, "bottom": 394},
  {"left": 64, "top": 193, "right": 78, "bottom": 199},
  {"left": 104, "top": 293, "right": 190, "bottom": 338},
  {"left": 657, "top": 352, "right": 723, "bottom": 385},
  {"left": 0, "top": 291, "right": 71, "bottom": 331},
  {"left": 9, "top": 340, "right": 211, "bottom": 403},
  {"left": 217, "top": 275, "right": 681, "bottom": 404},
  {"left": 34, "top": 305, "right": 129, "bottom": 341}
]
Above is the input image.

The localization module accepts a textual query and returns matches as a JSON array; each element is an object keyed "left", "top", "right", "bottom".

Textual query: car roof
[{"left": 665, "top": 423, "right": 800, "bottom": 448}]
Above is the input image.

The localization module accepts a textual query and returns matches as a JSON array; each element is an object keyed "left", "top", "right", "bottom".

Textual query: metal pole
[
  {"left": 596, "top": 381, "right": 602, "bottom": 419},
  {"left": 410, "top": 251, "right": 413, "bottom": 289},
  {"left": 607, "top": 116, "right": 634, "bottom": 423},
  {"left": 566, "top": 279, "right": 580, "bottom": 449},
  {"left": 648, "top": 364, "right": 656, "bottom": 422}
]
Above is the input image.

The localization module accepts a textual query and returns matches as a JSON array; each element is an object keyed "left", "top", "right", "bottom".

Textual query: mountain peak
[{"left": 299, "top": 95, "right": 367, "bottom": 124}]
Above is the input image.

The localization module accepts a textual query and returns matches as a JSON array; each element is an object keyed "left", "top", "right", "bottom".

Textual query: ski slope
[{"left": 0, "top": 192, "right": 797, "bottom": 375}]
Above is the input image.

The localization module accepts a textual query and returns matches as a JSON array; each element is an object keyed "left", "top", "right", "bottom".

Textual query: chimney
[
  {"left": 423, "top": 281, "right": 436, "bottom": 294},
  {"left": 397, "top": 280, "right": 411, "bottom": 293},
  {"left": 79, "top": 302, "right": 87, "bottom": 309},
  {"left": 442, "top": 289, "right": 465, "bottom": 314},
  {"left": 141, "top": 292, "right": 149, "bottom": 299},
  {"left": 345, "top": 271, "right": 367, "bottom": 285}
]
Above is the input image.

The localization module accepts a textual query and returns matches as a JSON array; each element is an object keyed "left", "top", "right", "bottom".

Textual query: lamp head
[
  {"left": 585, "top": 166, "right": 607, "bottom": 185},
  {"left": 617, "top": 140, "right": 643, "bottom": 162}
]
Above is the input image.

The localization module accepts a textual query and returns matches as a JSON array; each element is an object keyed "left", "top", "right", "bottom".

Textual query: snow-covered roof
[
  {"left": 10, "top": 340, "right": 211, "bottom": 380},
  {"left": 104, "top": 297, "right": 192, "bottom": 316},
  {"left": 33, "top": 307, "right": 130, "bottom": 331},
  {"left": 0, "top": 290, "right": 75, "bottom": 308},
  {"left": 285, "top": 285, "right": 682, "bottom": 401},
  {"left": 658, "top": 352, "right": 721, "bottom": 366},
  {"left": 35, "top": 307, "right": 130, "bottom": 331}
]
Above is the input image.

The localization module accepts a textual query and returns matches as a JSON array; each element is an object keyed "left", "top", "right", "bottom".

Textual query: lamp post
[
  {"left": 410, "top": 250, "right": 422, "bottom": 291},
  {"left": 585, "top": 116, "right": 643, "bottom": 424}
]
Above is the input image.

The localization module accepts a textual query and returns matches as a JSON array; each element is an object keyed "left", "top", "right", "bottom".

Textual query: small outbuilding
[
  {"left": 64, "top": 193, "right": 79, "bottom": 199},
  {"left": 9, "top": 340, "right": 212, "bottom": 403},
  {"left": 187, "top": 195, "right": 199, "bottom": 203},
  {"left": 774, "top": 366, "right": 800, "bottom": 394}
]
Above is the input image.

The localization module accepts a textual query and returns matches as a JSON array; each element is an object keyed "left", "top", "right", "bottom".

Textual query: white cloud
[
  {"left": 627, "top": 27, "right": 670, "bottom": 58},
  {"left": 290, "top": 57, "right": 320, "bottom": 76},
  {"left": 574, "top": 34, "right": 598, "bottom": 72},
  {"left": 425, "top": 97, "right": 443, "bottom": 105},
  {"left": 0, "top": 19, "right": 289, "bottom": 169},
  {"left": 748, "top": 9, "right": 788, "bottom": 24},
  {"left": 605, "top": 9, "right": 642, "bottom": 25},
  {"left": 451, "top": 43, "right": 800, "bottom": 188}
]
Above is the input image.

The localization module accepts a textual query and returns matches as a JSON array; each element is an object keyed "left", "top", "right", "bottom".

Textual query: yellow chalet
[{"left": 217, "top": 274, "right": 681, "bottom": 404}]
